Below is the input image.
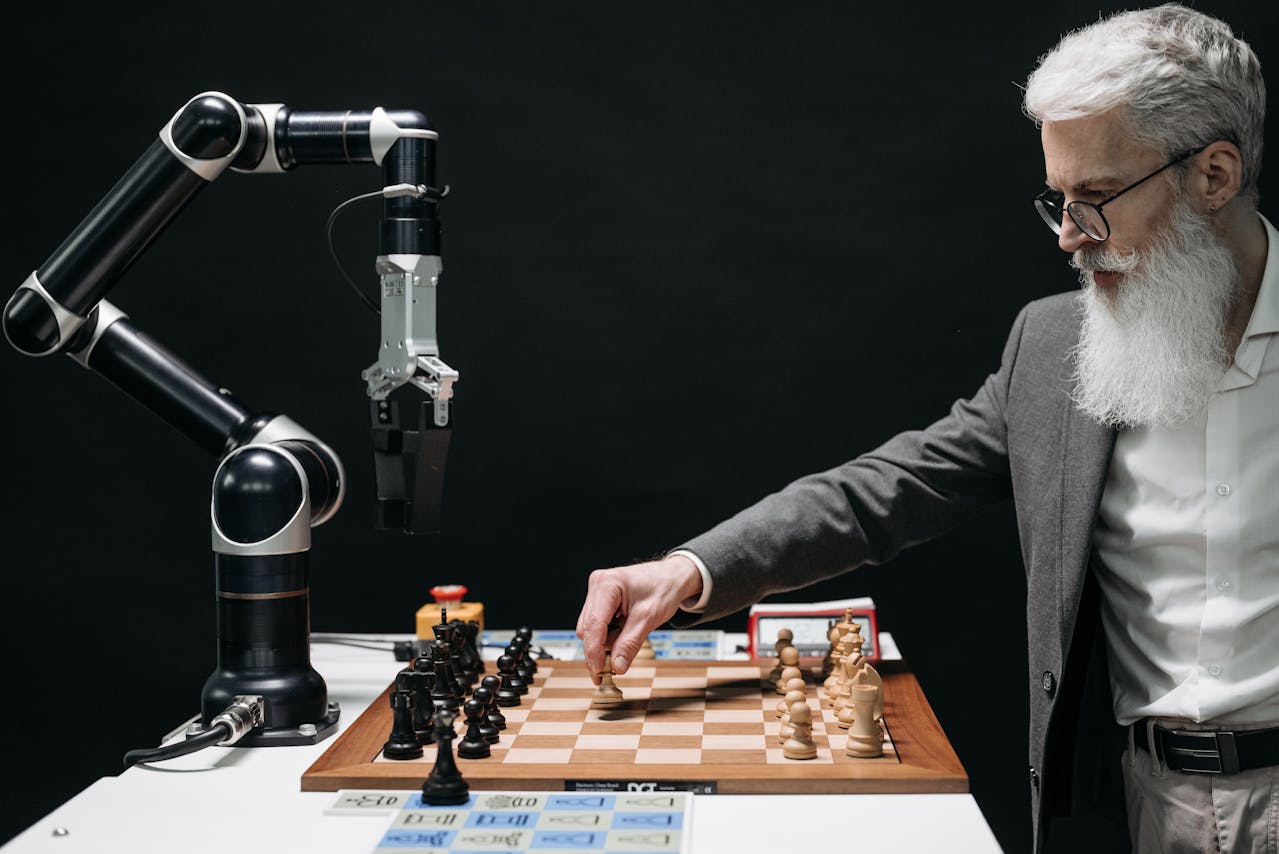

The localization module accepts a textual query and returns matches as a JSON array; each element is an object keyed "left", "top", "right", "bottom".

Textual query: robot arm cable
[{"left": 326, "top": 183, "right": 450, "bottom": 316}]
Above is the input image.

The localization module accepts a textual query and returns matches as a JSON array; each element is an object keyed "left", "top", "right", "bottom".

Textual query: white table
[{"left": 3, "top": 636, "right": 1003, "bottom": 853}]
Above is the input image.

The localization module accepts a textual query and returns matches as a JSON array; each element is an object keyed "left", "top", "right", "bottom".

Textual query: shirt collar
[
  {"left": 1222, "top": 212, "right": 1279, "bottom": 388},
  {"left": 1243, "top": 213, "right": 1279, "bottom": 338}
]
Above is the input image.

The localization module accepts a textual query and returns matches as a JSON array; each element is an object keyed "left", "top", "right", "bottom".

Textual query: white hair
[{"left": 1024, "top": 3, "right": 1266, "bottom": 206}]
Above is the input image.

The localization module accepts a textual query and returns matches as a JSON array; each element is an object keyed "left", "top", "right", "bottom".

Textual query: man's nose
[{"left": 1057, "top": 213, "right": 1100, "bottom": 254}]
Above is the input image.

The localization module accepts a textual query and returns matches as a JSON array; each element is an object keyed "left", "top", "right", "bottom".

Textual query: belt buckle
[{"left": 1159, "top": 728, "right": 1240, "bottom": 775}]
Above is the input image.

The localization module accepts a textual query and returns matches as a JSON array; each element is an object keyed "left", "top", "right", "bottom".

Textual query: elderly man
[{"left": 575, "top": 5, "right": 1275, "bottom": 851}]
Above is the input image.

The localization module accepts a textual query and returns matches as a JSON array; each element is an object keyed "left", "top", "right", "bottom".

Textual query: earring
[{"left": 1209, "top": 204, "right": 1217, "bottom": 212}]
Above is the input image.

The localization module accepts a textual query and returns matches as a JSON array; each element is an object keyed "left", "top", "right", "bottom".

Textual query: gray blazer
[{"left": 678, "top": 291, "right": 1119, "bottom": 849}]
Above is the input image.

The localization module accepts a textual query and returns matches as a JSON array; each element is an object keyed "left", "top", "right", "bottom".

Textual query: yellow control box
[{"left": 416, "top": 584, "right": 484, "bottom": 639}]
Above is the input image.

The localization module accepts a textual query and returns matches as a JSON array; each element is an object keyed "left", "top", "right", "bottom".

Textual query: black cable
[
  {"left": 123, "top": 722, "right": 230, "bottom": 768},
  {"left": 325, "top": 190, "right": 384, "bottom": 315},
  {"left": 324, "top": 183, "right": 450, "bottom": 316}
]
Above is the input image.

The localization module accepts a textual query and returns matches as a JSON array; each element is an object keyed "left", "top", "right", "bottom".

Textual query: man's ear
[{"left": 1194, "top": 140, "right": 1244, "bottom": 211}]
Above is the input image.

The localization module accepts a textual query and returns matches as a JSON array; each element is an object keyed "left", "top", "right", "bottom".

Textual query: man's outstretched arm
[{"left": 576, "top": 303, "right": 1032, "bottom": 680}]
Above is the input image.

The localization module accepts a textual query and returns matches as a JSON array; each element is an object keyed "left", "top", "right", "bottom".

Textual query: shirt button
[
  {"left": 1208, "top": 665, "right": 1222, "bottom": 676},
  {"left": 1216, "top": 483, "right": 1232, "bottom": 496},
  {"left": 1041, "top": 671, "right": 1056, "bottom": 697},
  {"left": 1217, "top": 580, "right": 1232, "bottom": 592},
  {"left": 1029, "top": 766, "right": 1040, "bottom": 787}
]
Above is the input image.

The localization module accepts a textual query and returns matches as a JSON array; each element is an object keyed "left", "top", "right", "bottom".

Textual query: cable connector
[
  {"left": 381, "top": 183, "right": 450, "bottom": 201},
  {"left": 209, "top": 695, "right": 265, "bottom": 746}
]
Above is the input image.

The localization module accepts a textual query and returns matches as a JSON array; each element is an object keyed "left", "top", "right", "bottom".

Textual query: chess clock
[{"left": 747, "top": 598, "right": 880, "bottom": 661}]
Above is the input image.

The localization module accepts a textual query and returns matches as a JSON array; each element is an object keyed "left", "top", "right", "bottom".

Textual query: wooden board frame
[{"left": 301, "top": 659, "right": 966, "bottom": 795}]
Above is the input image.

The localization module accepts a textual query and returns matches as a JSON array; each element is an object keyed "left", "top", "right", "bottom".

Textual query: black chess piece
[
  {"left": 382, "top": 690, "right": 424, "bottom": 760},
  {"left": 512, "top": 637, "right": 535, "bottom": 686},
  {"left": 431, "top": 627, "right": 466, "bottom": 696},
  {"left": 398, "top": 669, "right": 436, "bottom": 744},
  {"left": 480, "top": 674, "right": 507, "bottom": 729},
  {"left": 457, "top": 620, "right": 483, "bottom": 685},
  {"left": 516, "top": 626, "right": 538, "bottom": 674},
  {"left": 471, "top": 686, "right": 501, "bottom": 743},
  {"left": 456, "top": 698, "right": 491, "bottom": 759},
  {"left": 430, "top": 642, "right": 461, "bottom": 711},
  {"left": 421, "top": 710, "right": 469, "bottom": 805},
  {"left": 495, "top": 654, "right": 522, "bottom": 707},
  {"left": 504, "top": 645, "right": 528, "bottom": 695},
  {"left": 460, "top": 622, "right": 484, "bottom": 684},
  {"left": 448, "top": 624, "right": 475, "bottom": 688}
]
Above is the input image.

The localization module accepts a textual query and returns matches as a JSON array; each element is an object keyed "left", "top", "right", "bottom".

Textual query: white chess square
[
  {"left": 651, "top": 676, "right": 707, "bottom": 690},
  {"left": 701, "top": 735, "right": 767, "bottom": 750},
  {"left": 501, "top": 748, "right": 574, "bottom": 764},
  {"left": 543, "top": 676, "right": 596, "bottom": 690},
  {"left": 573, "top": 734, "right": 641, "bottom": 750},
  {"left": 516, "top": 722, "right": 585, "bottom": 736},
  {"left": 707, "top": 666, "right": 760, "bottom": 680},
  {"left": 702, "top": 710, "right": 764, "bottom": 723},
  {"left": 621, "top": 666, "right": 658, "bottom": 679},
  {"left": 530, "top": 698, "right": 591, "bottom": 711}
]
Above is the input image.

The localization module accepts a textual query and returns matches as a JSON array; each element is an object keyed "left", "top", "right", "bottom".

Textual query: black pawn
[
  {"left": 495, "top": 654, "right": 522, "bottom": 707},
  {"left": 480, "top": 675, "right": 507, "bottom": 730},
  {"left": 456, "top": 699, "right": 491, "bottom": 759},
  {"left": 512, "top": 637, "right": 535, "bottom": 685},
  {"left": 504, "top": 645, "right": 528, "bottom": 695},
  {"left": 471, "top": 686, "right": 501, "bottom": 743},
  {"left": 382, "top": 690, "right": 423, "bottom": 760},
  {"left": 421, "top": 710, "right": 469, "bottom": 805},
  {"left": 516, "top": 626, "right": 539, "bottom": 674}
]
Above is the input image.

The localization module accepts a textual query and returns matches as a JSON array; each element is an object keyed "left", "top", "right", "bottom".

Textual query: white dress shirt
[{"left": 1094, "top": 213, "right": 1279, "bottom": 726}]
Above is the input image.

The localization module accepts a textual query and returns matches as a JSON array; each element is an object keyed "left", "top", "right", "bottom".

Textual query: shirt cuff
[{"left": 668, "top": 549, "right": 713, "bottom": 614}]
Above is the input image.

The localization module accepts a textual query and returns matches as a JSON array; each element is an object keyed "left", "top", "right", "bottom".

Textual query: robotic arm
[{"left": 3, "top": 92, "right": 457, "bottom": 746}]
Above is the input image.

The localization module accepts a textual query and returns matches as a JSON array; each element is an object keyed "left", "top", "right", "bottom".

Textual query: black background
[{"left": 1, "top": 2, "right": 1272, "bottom": 850}]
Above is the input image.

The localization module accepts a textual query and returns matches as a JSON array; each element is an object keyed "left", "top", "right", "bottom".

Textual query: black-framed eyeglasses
[{"left": 1033, "top": 145, "right": 1207, "bottom": 241}]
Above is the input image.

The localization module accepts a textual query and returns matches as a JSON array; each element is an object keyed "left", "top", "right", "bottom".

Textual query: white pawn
[
  {"left": 775, "top": 646, "right": 801, "bottom": 695},
  {"left": 776, "top": 676, "right": 806, "bottom": 719},
  {"left": 767, "top": 628, "right": 794, "bottom": 683},
  {"left": 782, "top": 701, "right": 817, "bottom": 760},
  {"left": 591, "top": 652, "right": 624, "bottom": 708},
  {"left": 845, "top": 684, "right": 884, "bottom": 758}
]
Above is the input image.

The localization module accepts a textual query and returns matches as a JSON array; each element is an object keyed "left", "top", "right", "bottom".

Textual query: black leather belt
[{"left": 1133, "top": 722, "right": 1279, "bottom": 775}]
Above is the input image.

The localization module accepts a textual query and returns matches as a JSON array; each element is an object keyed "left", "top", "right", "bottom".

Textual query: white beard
[{"left": 1069, "top": 201, "right": 1239, "bottom": 428}]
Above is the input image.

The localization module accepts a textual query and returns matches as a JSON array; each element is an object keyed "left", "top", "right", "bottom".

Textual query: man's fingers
[
  {"left": 577, "top": 577, "right": 624, "bottom": 683},
  {"left": 609, "top": 615, "right": 655, "bottom": 675}
]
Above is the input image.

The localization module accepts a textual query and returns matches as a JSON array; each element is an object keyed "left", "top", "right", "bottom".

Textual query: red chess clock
[{"left": 747, "top": 597, "right": 880, "bottom": 662}]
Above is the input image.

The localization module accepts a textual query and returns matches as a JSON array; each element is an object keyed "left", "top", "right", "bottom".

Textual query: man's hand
[{"left": 575, "top": 554, "right": 703, "bottom": 683}]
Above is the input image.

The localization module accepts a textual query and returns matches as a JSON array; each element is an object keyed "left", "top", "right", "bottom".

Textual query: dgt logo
[{"left": 626, "top": 782, "right": 657, "bottom": 792}]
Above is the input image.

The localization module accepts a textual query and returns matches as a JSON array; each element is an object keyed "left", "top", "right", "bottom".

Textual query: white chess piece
[
  {"left": 767, "top": 628, "right": 794, "bottom": 682},
  {"left": 776, "top": 676, "right": 806, "bottom": 718},
  {"left": 782, "top": 700, "right": 817, "bottom": 760},
  {"left": 591, "top": 652, "right": 624, "bottom": 708},
  {"left": 774, "top": 646, "right": 801, "bottom": 694},
  {"left": 844, "top": 684, "right": 884, "bottom": 758}
]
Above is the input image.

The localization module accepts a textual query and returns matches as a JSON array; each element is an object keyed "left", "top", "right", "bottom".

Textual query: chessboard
[{"left": 302, "top": 660, "right": 966, "bottom": 794}]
